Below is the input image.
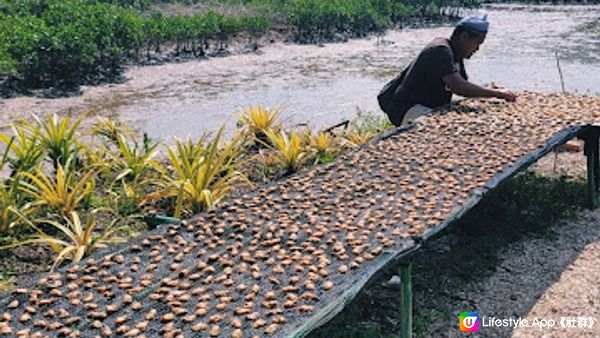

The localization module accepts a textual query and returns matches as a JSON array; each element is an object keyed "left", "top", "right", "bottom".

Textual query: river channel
[{"left": 1, "top": 4, "right": 600, "bottom": 141}]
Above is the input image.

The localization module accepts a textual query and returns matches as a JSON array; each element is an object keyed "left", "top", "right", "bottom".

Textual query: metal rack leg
[
  {"left": 400, "top": 260, "right": 413, "bottom": 338},
  {"left": 584, "top": 129, "right": 600, "bottom": 209}
]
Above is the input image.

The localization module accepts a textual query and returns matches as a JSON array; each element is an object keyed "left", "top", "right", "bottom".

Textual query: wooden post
[
  {"left": 400, "top": 260, "right": 413, "bottom": 338},
  {"left": 583, "top": 127, "right": 600, "bottom": 209}
]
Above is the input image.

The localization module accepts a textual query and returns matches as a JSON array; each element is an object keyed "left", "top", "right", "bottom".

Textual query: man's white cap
[{"left": 457, "top": 14, "right": 489, "bottom": 34}]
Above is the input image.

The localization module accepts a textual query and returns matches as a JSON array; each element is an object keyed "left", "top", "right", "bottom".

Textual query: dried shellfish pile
[{"left": 2, "top": 92, "right": 600, "bottom": 337}]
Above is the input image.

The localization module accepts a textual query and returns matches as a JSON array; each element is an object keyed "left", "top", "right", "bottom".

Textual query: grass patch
[
  {"left": 458, "top": 171, "right": 585, "bottom": 235},
  {"left": 445, "top": 171, "right": 585, "bottom": 280},
  {"left": 414, "top": 308, "right": 446, "bottom": 338},
  {"left": 308, "top": 300, "right": 396, "bottom": 338}
]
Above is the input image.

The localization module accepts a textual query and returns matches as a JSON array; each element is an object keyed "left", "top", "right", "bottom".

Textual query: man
[{"left": 378, "top": 14, "right": 517, "bottom": 127}]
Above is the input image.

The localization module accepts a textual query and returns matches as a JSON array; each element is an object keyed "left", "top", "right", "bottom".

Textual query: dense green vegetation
[
  {"left": 2, "top": 0, "right": 596, "bottom": 94},
  {"left": 486, "top": 0, "right": 600, "bottom": 3},
  {"left": 285, "top": 0, "right": 482, "bottom": 39},
  {"left": 0, "top": 0, "right": 270, "bottom": 93},
  {"left": 0, "top": 0, "right": 482, "bottom": 94}
]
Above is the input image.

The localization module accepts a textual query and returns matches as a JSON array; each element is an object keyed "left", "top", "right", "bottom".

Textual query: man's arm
[{"left": 442, "top": 73, "right": 516, "bottom": 101}]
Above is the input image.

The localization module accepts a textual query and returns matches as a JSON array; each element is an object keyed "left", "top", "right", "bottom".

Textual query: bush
[
  {"left": 288, "top": 0, "right": 397, "bottom": 41},
  {"left": 0, "top": 0, "right": 145, "bottom": 88},
  {"left": 0, "top": 1, "right": 267, "bottom": 91}
]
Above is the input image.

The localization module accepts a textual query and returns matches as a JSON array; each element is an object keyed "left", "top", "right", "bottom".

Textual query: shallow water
[{"left": 1, "top": 4, "right": 600, "bottom": 141}]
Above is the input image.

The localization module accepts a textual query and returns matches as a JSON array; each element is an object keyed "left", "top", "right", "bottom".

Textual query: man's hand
[
  {"left": 443, "top": 73, "right": 517, "bottom": 102},
  {"left": 495, "top": 89, "right": 517, "bottom": 102}
]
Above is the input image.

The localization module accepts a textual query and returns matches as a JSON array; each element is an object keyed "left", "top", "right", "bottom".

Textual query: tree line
[{"left": 0, "top": 0, "right": 482, "bottom": 94}]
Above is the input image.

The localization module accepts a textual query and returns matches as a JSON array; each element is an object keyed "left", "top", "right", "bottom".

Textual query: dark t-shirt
[{"left": 385, "top": 38, "right": 467, "bottom": 126}]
